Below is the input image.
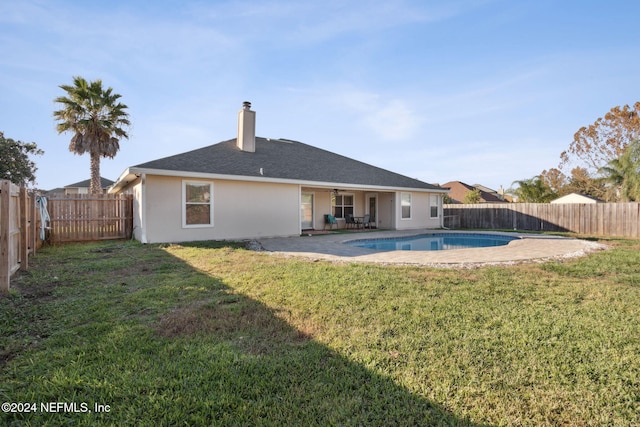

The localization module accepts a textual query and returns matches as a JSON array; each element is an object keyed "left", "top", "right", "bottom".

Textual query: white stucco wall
[
  {"left": 131, "top": 178, "right": 143, "bottom": 242},
  {"left": 394, "top": 191, "right": 442, "bottom": 230},
  {"left": 311, "top": 190, "right": 332, "bottom": 229},
  {"left": 135, "top": 175, "right": 300, "bottom": 243},
  {"left": 377, "top": 193, "right": 395, "bottom": 229},
  {"left": 114, "top": 176, "right": 144, "bottom": 241}
]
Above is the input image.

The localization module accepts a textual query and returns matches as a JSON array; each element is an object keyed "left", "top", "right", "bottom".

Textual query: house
[
  {"left": 110, "top": 102, "right": 448, "bottom": 243},
  {"left": 550, "top": 193, "right": 603, "bottom": 204},
  {"left": 47, "top": 177, "right": 115, "bottom": 195},
  {"left": 442, "top": 181, "right": 506, "bottom": 204},
  {"left": 473, "top": 184, "right": 510, "bottom": 201}
]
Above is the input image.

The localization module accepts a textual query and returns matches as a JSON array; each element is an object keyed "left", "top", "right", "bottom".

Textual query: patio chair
[
  {"left": 363, "top": 214, "right": 371, "bottom": 229},
  {"left": 324, "top": 214, "right": 337, "bottom": 230},
  {"left": 345, "top": 214, "right": 357, "bottom": 229},
  {"left": 367, "top": 215, "right": 376, "bottom": 229}
]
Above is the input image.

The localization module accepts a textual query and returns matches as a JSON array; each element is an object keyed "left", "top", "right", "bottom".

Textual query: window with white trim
[
  {"left": 182, "top": 181, "right": 213, "bottom": 227},
  {"left": 430, "top": 194, "right": 439, "bottom": 218},
  {"left": 401, "top": 192, "right": 411, "bottom": 219},
  {"left": 332, "top": 194, "right": 354, "bottom": 219}
]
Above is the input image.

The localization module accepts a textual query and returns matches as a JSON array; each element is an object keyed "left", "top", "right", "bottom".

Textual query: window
[
  {"left": 401, "top": 192, "right": 411, "bottom": 219},
  {"left": 430, "top": 194, "right": 439, "bottom": 218},
  {"left": 332, "top": 194, "right": 354, "bottom": 219},
  {"left": 182, "top": 181, "right": 213, "bottom": 227}
]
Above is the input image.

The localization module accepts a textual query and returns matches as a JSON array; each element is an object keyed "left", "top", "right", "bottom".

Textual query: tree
[
  {"left": 0, "top": 131, "right": 44, "bottom": 186},
  {"left": 598, "top": 139, "right": 640, "bottom": 201},
  {"left": 539, "top": 168, "right": 568, "bottom": 195},
  {"left": 564, "top": 167, "right": 606, "bottom": 200},
  {"left": 560, "top": 102, "right": 640, "bottom": 172},
  {"left": 538, "top": 167, "right": 607, "bottom": 200},
  {"left": 463, "top": 188, "right": 482, "bottom": 204},
  {"left": 510, "top": 176, "right": 558, "bottom": 203},
  {"left": 53, "top": 76, "right": 130, "bottom": 194}
]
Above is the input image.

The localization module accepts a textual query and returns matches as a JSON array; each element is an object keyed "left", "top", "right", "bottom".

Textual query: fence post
[
  {"left": 29, "top": 192, "right": 37, "bottom": 255},
  {"left": 19, "top": 186, "right": 28, "bottom": 271},
  {"left": 1, "top": 180, "right": 10, "bottom": 292}
]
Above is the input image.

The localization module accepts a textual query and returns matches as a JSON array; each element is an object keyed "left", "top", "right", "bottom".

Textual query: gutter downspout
[
  {"left": 140, "top": 173, "right": 148, "bottom": 243},
  {"left": 298, "top": 185, "right": 302, "bottom": 236}
]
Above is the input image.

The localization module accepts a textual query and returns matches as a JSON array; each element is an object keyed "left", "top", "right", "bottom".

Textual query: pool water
[{"left": 345, "top": 233, "right": 519, "bottom": 251}]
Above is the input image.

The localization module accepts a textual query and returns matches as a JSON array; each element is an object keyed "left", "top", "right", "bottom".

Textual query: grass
[{"left": 1, "top": 237, "right": 639, "bottom": 426}]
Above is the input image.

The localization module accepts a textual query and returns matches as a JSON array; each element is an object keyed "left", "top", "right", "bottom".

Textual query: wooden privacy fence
[
  {"left": 1, "top": 180, "right": 40, "bottom": 292},
  {"left": 47, "top": 193, "right": 133, "bottom": 243},
  {"left": 444, "top": 203, "right": 640, "bottom": 238}
]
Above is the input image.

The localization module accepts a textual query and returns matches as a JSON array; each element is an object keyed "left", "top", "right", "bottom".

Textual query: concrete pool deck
[{"left": 255, "top": 229, "right": 607, "bottom": 267}]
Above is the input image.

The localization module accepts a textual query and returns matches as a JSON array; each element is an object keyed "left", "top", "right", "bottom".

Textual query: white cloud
[
  {"left": 362, "top": 99, "right": 424, "bottom": 141},
  {"left": 315, "top": 87, "right": 424, "bottom": 141}
]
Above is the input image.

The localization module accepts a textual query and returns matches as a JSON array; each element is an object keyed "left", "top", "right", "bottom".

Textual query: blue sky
[{"left": 1, "top": 0, "right": 639, "bottom": 192}]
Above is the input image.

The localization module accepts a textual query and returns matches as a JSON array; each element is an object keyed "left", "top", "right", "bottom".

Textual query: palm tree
[
  {"left": 598, "top": 139, "right": 640, "bottom": 201},
  {"left": 510, "top": 176, "right": 558, "bottom": 203},
  {"left": 54, "top": 76, "right": 130, "bottom": 194}
]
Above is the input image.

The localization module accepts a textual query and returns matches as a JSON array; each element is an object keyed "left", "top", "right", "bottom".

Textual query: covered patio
[{"left": 300, "top": 186, "right": 444, "bottom": 233}]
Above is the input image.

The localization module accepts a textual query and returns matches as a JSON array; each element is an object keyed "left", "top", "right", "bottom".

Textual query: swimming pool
[{"left": 345, "top": 233, "right": 519, "bottom": 251}]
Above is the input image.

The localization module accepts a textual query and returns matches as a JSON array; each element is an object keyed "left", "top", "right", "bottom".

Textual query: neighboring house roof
[
  {"left": 46, "top": 177, "right": 115, "bottom": 194},
  {"left": 118, "top": 137, "right": 443, "bottom": 192},
  {"left": 473, "top": 184, "right": 500, "bottom": 195},
  {"left": 442, "top": 181, "right": 505, "bottom": 203},
  {"left": 65, "top": 177, "right": 115, "bottom": 189},
  {"left": 45, "top": 187, "right": 65, "bottom": 195},
  {"left": 551, "top": 193, "right": 603, "bottom": 204}
]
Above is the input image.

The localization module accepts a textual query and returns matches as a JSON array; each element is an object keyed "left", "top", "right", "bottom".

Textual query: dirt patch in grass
[
  {"left": 155, "top": 297, "right": 312, "bottom": 355},
  {"left": 5, "top": 271, "right": 63, "bottom": 305},
  {"left": 10, "top": 280, "right": 58, "bottom": 302}
]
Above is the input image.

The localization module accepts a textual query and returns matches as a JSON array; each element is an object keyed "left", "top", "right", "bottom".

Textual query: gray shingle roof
[
  {"left": 134, "top": 137, "right": 441, "bottom": 190},
  {"left": 65, "top": 177, "right": 114, "bottom": 188}
]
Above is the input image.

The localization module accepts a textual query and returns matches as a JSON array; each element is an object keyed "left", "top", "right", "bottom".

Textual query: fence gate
[
  {"left": 47, "top": 194, "right": 133, "bottom": 243},
  {"left": 1, "top": 180, "right": 40, "bottom": 292}
]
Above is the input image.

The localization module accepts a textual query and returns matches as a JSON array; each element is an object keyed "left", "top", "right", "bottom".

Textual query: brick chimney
[{"left": 237, "top": 101, "right": 255, "bottom": 152}]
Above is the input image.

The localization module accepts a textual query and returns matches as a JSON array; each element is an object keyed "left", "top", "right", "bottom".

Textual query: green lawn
[{"left": 1, "top": 237, "right": 639, "bottom": 426}]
